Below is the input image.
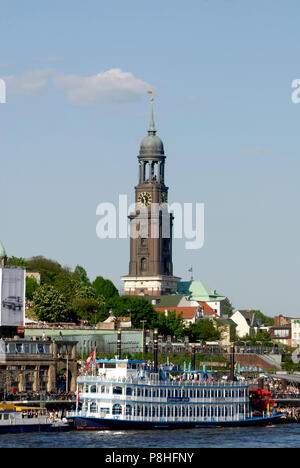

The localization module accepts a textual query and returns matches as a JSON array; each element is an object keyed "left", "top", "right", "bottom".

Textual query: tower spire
[{"left": 148, "top": 91, "right": 156, "bottom": 135}]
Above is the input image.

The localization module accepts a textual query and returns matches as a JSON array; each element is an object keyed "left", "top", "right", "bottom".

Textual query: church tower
[{"left": 121, "top": 98, "right": 180, "bottom": 296}]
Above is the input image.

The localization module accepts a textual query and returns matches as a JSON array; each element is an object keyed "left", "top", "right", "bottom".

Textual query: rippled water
[{"left": 0, "top": 425, "right": 299, "bottom": 448}]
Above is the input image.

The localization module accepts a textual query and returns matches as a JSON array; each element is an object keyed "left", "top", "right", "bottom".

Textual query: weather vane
[{"left": 148, "top": 90, "right": 154, "bottom": 103}]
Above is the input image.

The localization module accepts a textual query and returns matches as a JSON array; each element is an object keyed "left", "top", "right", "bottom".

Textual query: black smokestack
[
  {"left": 117, "top": 328, "right": 122, "bottom": 360},
  {"left": 191, "top": 343, "right": 196, "bottom": 371},
  {"left": 153, "top": 329, "right": 158, "bottom": 373}
]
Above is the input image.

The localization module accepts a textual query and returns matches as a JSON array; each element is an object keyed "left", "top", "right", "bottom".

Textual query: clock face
[{"left": 138, "top": 192, "right": 152, "bottom": 206}]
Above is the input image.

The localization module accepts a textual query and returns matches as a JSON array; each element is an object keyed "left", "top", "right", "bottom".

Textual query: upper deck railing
[{"left": 77, "top": 375, "right": 248, "bottom": 388}]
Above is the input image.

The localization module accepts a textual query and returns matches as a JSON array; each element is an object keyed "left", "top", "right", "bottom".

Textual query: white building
[
  {"left": 291, "top": 319, "right": 300, "bottom": 347},
  {"left": 230, "top": 310, "right": 256, "bottom": 338}
]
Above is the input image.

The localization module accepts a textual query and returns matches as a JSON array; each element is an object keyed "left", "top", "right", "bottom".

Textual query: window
[
  {"left": 125, "top": 405, "right": 132, "bottom": 416},
  {"left": 141, "top": 258, "right": 147, "bottom": 272},
  {"left": 90, "top": 402, "right": 97, "bottom": 413},
  {"left": 113, "top": 386, "right": 123, "bottom": 395},
  {"left": 112, "top": 404, "right": 122, "bottom": 415},
  {"left": 126, "top": 387, "right": 133, "bottom": 396}
]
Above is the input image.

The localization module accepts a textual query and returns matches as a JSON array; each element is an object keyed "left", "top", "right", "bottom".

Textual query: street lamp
[{"left": 140, "top": 320, "right": 147, "bottom": 358}]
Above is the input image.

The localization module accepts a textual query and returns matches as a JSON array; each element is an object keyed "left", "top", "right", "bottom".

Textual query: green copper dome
[{"left": 140, "top": 134, "right": 164, "bottom": 155}]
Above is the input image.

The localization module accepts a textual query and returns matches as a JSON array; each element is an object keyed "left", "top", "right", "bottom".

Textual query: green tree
[
  {"left": 154, "top": 310, "right": 185, "bottom": 339},
  {"left": 93, "top": 276, "right": 119, "bottom": 301},
  {"left": 250, "top": 310, "right": 274, "bottom": 327},
  {"left": 25, "top": 277, "right": 39, "bottom": 301},
  {"left": 6, "top": 257, "right": 29, "bottom": 268},
  {"left": 186, "top": 319, "right": 221, "bottom": 343},
  {"left": 240, "top": 331, "right": 273, "bottom": 346},
  {"left": 106, "top": 296, "right": 157, "bottom": 329},
  {"left": 26, "top": 256, "right": 65, "bottom": 286},
  {"left": 32, "top": 285, "right": 70, "bottom": 323},
  {"left": 53, "top": 271, "right": 78, "bottom": 302},
  {"left": 73, "top": 265, "right": 90, "bottom": 285}
]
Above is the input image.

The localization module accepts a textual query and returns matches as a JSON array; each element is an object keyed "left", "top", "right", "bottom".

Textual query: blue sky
[{"left": 0, "top": 0, "right": 299, "bottom": 316}]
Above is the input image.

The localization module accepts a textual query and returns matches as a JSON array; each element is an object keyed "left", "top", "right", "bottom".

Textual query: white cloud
[
  {"left": 1, "top": 68, "right": 153, "bottom": 106},
  {"left": 3, "top": 69, "right": 55, "bottom": 96},
  {"left": 53, "top": 68, "right": 152, "bottom": 106}
]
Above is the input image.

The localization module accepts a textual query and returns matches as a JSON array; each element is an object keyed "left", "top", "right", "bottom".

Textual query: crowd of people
[{"left": 1, "top": 390, "right": 76, "bottom": 402}]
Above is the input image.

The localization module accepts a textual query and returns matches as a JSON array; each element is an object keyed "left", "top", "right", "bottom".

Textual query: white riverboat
[{"left": 67, "top": 359, "right": 282, "bottom": 430}]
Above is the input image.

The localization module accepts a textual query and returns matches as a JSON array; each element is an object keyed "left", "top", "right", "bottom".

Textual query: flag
[{"left": 85, "top": 350, "right": 96, "bottom": 369}]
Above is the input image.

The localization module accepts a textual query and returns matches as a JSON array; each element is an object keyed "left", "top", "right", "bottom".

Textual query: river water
[{"left": 0, "top": 424, "right": 299, "bottom": 448}]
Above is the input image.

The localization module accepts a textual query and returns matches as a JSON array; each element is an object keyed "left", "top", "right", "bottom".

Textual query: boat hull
[
  {"left": 0, "top": 423, "right": 70, "bottom": 434},
  {"left": 70, "top": 414, "right": 283, "bottom": 430}
]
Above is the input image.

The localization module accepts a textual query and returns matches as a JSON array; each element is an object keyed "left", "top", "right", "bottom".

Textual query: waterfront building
[
  {"left": 0, "top": 338, "right": 77, "bottom": 393},
  {"left": 269, "top": 324, "right": 291, "bottom": 346},
  {"left": 230, "top": 310, "right": 258, "bottom": 338},
  {"left": 177, "top": 281, "right": 227, "bottom": 317},
  {"left": 25, "top": 327, "right": 144, "bottom": 356},
  {"left": 291, "top": 319, "right": 300, "bottom": 347}
]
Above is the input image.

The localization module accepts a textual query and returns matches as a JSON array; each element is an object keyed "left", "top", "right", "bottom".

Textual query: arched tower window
[{"left": 141, "top": 258, "right": 147, "bottom": 272}]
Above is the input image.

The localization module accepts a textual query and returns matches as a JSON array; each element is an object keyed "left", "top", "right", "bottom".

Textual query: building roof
[
  {"left": 144, "top": 295, "right": 185, "bottom": 308},
  {"left": 177, "top": 281, "right": 226, "bottom": 302},
  {"left": 198, "top": 302, "right": 218, "bottom": 317},
  {"left": 155, "top": 306, "right": 199, "bottom": 320}
]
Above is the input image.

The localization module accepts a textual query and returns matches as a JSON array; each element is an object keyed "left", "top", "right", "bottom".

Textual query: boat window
[
  {"left": 90, "top": 385, "right": 97, "bottom": 393},
  {"left": 112, "top": 404, "right": 122, "bottom": 415},
  {"left": 126, "top": 387, "right": 133, "bottom": 396},
  {"left": 113, "top": 386, "right": 123, "bottom": 395},
  {"left": 89, "top": 402, "right": 97, "bottom": 413},
  {"left": 125, "top": 405, "right": 132, "bottom": 416},
  {"left": 101, "top": 385, "right": 108, "bottom": 393},
  {"left": 100, "top": 408, "right": 109, "bottom": 414},
  {"left": 144, "top": 388, "right": 148, "bottom": 397}
]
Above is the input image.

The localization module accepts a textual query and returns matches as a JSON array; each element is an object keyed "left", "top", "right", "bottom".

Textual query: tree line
[{"left": 7, "top": 256, "right": 222, "bottom": 342}]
